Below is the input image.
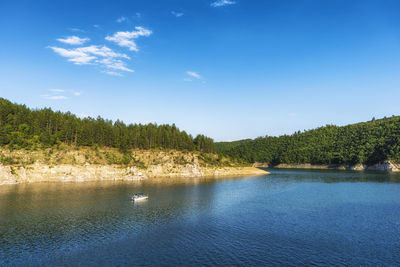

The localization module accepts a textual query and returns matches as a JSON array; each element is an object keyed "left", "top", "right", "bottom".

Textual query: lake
[{"left": 1, "top": 169, "right": 400, "bottom": 266}]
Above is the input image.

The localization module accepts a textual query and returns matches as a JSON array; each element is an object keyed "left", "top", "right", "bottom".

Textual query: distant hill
[
  {"left": 216, "top": 117, "right": 400, "bottom": 166},
  {"left": 0, "top": 98, "right": 214, "bottom": 153}
]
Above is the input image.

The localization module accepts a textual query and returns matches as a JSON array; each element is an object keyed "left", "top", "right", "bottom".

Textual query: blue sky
[{"left": 1, "top": 0, "right": 400, "bottom": 141}]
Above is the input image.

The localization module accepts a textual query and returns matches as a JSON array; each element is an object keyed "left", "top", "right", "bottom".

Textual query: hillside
[
  {"left": 0, "top": 146, "right": 268, "bottom": 185},
  {"left": 216, "top": 116, "right": 400, "bottom": 167},
  {"left": 0, "top": 98, "right": 268, "bottom": 184},
  {"left": 0, "top": 98, "right": 214, "bottom": 153}
]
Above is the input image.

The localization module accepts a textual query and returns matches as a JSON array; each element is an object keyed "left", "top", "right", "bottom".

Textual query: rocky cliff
[
  {"left": 0, "top": 163, "right": 268, "bottom": 185},
  {"left": 0, "top": 148, "right": 268, "bottom": 185}
]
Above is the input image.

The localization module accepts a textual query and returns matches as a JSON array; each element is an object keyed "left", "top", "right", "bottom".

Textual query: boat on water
[{"left": 132, "top": 193, "right": 148, "bottom": 201}]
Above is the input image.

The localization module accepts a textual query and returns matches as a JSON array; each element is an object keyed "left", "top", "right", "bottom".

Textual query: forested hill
[
  {"left": 0, "top": 98, "right": 214, "bottom": 152},
  {"left": 216, "top": 117, "right": 400, "bottom": 166}
]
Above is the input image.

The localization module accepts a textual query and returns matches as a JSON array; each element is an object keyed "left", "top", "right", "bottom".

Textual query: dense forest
[
  {"left": 3, "top": 97, "right": 399, "bottom": 166},
  {"left": 216, "top": 117, "right": 400, "bottom": 166},
  {"left": 0, "top": 98, "right": 214, "bottom": 153}
]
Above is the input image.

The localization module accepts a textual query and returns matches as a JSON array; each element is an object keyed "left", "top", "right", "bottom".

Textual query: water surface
[{"left": 1, "top": 169, "right": 400, "bottom": 266}]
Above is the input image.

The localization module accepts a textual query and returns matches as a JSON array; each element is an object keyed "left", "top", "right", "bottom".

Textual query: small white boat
[{"left": 132, "top": 193, "right": 148, "bottom": 201}]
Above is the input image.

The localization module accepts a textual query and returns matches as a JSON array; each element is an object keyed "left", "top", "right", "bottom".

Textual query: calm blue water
[{"left": 1, "top": 169, "right": 400, "bottom": 266}]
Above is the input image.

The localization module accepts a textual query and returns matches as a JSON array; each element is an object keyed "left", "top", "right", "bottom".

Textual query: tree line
[
  {"left": 216, "top": 116, "right": 400, "bottom": 166},
  {"left": 0, "top": 98, "right": 215, "bottom": 153}
]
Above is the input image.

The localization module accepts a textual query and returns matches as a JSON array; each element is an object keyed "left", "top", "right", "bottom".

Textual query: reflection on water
[
  {"left": 1, "top": 170, "right": 400, "bottom": 266},
  {"left": 264, "top": 168, "right": 400, "bottom": 183}
]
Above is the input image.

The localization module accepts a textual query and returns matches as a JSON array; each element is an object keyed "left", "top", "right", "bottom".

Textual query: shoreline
[
  {"left": 0, "top": 164, "right": 269, "bottom": 186},
  {"left": 253, "top": 161, "right": 400, "bottom": 172},
  {"left": 0, "top": 147, "right": 269, "bottom": 186}
]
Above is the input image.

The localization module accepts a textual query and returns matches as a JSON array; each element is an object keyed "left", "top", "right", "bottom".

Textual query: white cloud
[
  {"left": 41, "top": 94, "right": 68, "bottom": 100},
  {"left": 211, "top": 0, "right": 236, "bottom": 7},
  {"left": 49, "top": 45, "right": 133, "bottom": 73},
  {"left": 51, "top": 26, "right": 151, "bottom": 76},
  {"left": 72, "top": 90, "right": 83, "bottom": 96},
  {"left": 116, "top": 16, "right": 128, "bottom": 23},
  {"left": 49, "top": 46, "right": 96, "bottom": 64},
  {"left": 57, "top": 36, "right": 90, "bottom": 45},
  {"left": 79, "top": 45, "right": 129, "bottom": 59},
  {"left": 49, "top": 88, "right": 65, "bottom": 93},
  {"left": 171, "top": 11, "right": 184, "bottom": 17},
  {"left": 105, "top": 26, "right": 152, "bottom": 51},
  {"left": 186, "top": 71, "right": 201, "bottom": 79},
  {"left": 184, "top": 71, "right": 204, "bottom": 82},
  {"left": 68, "top": 28, "right": 84, "bottom": 32},
  {"left": 41, "top": 89, "right": 84, "bottom": 100},
  {"left": 102, "top": 71, "right": 123, "bottom": 77},
  {"left": 97, "top": 57, "right": 134, "bottom": 72}
]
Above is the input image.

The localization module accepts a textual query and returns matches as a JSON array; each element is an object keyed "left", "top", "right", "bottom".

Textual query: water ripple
[{"left": 0, "top": 172, "right": 400, "bottom": 266}]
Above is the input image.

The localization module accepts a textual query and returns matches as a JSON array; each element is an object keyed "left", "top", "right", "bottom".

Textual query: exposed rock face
[
  {"left": 0, "top": 163, "right": 268, "bottom": 186},
  {"left": 366, "top": 161, "right": 400, "bottom": 172},
  {"left": 253, "top": 161, "right": 400, "bottom": 172},
  {"left": 0, "top": 165, "right": 18, "bottom": 185},
  {"left": 0, "top": 163, "right": 147, "bottom": 185}
]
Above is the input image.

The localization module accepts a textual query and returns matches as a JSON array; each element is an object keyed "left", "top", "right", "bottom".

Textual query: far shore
[{"left": 253, "top": 161, "right": 400, "bottom": 172}]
